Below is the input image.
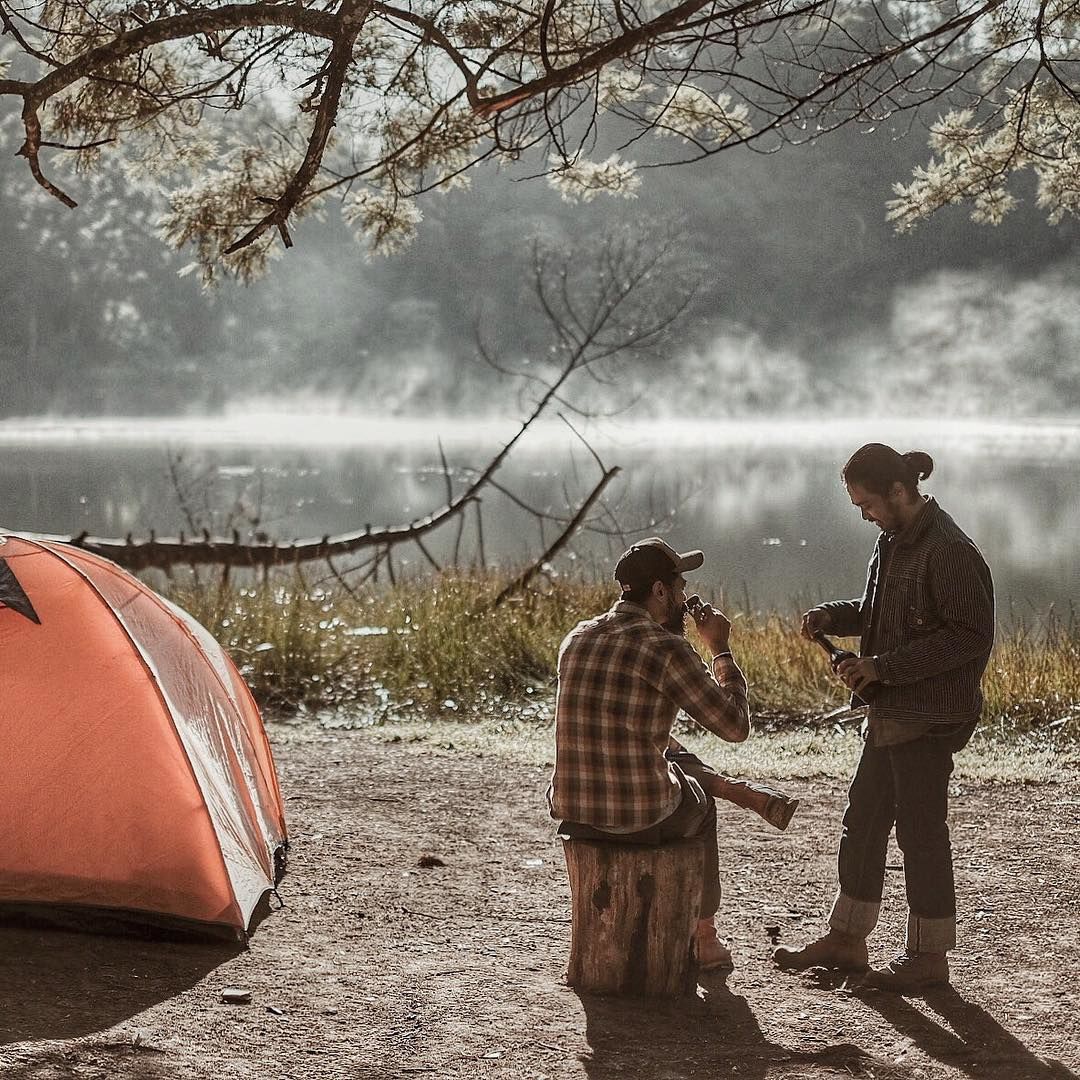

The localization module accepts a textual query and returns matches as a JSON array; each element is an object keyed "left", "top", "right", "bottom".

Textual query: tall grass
[
  {"left": 167, "top": 573, "right": 1080, "bottom": 742},
  {"left": 981, "top": 611, "right": 1080, "bottom": 741},
  {"left": 167, "top": 573, "right": 612, "bottom": 715}
]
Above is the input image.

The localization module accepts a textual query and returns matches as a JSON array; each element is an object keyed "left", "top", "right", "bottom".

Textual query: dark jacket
[{"left": 817, "top": 498, "right": 995, "bottom": 732}]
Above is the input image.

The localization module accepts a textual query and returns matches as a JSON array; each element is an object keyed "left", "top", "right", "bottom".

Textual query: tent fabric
[{"left": 0, "top": 534, "right": 287, "bottom": 934}]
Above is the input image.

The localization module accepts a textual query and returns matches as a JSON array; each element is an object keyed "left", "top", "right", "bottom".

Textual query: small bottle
[
  {"left": 812, "top": 632, "right": 877, "bottom": 703},
  {"left": 812, "top": 631, "right": 856, "bottom": 671}
]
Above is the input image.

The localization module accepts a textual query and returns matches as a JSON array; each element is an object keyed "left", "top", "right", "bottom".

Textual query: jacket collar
[{"left": 891, "top": 495, "right": 939, "bottom": 547}]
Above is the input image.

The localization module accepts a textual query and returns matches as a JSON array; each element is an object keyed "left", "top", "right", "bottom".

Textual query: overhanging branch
[{"left": 224, "top": 1, "right": 370, "bottom": 255}]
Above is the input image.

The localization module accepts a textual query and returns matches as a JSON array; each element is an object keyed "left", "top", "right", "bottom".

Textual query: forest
[{"left": 3, "top": 112, "right": 1079, "bottom": 418}]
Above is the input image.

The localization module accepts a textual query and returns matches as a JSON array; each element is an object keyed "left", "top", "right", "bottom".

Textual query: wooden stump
[{"left": 562, "top": 837, "right": 702, "bottom": 997}]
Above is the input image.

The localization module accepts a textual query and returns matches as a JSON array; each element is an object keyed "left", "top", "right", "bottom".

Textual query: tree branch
[
  {"left": 224, "top": 2, "right": 370, "bottom": 254},
  {"left": 492, "top": 465, "right": 621, "bottom": 606}
]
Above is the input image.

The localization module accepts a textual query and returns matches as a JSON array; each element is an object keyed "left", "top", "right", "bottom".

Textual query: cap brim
[{"left": 674, "top": 550, "right": 704, "bottom": 573}]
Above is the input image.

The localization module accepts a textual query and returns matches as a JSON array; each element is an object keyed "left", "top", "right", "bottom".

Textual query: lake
[{"left": 2, "top": 413, "right": 1078, "bottom": 619}]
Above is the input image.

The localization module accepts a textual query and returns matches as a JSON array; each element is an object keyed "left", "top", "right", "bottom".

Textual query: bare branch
[
  {"left": 16, "top": 104, "right": 78, "bottom": 207},
  {"left": 492, "top": 464, "right": 621, "bottom": 606}
]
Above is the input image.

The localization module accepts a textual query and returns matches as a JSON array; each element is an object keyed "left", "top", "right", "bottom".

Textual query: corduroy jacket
[{"left": 815, "top": 498, "right": 995, "bottom": 735}]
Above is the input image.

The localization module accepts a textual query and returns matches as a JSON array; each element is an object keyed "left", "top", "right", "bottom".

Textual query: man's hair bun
[{"left": 902, "top": 451, "right": 934, "bottom": 482}]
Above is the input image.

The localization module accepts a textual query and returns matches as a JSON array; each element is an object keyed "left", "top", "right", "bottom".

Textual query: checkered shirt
[{"left": 549, "top": 600, "right": 749, "bottom": 832}]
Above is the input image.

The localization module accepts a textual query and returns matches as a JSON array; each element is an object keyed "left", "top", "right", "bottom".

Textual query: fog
[
  {"left": 2, "top": 114, "right": 1079, "bottom": 418},
  {"left": 4, "top": 416, "right": 1078, "bottom": 612}
]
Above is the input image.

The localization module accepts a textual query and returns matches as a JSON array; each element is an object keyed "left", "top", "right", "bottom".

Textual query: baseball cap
[{"left": 614, "top": 537, "right": 704, "bottom": 593}]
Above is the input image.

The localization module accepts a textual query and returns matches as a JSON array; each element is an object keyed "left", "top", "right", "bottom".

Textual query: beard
[{"left": 662, "top": 600, "right": 687, "bottom": 635}]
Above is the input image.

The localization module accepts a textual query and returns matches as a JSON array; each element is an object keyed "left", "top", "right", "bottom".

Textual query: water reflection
[{"left": 1, "top": 417, "right": 1078, "bottom": 616}]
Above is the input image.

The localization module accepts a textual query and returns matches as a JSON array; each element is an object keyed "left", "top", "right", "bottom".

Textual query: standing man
[
  {"left": 774, "top": 443, "right": 994, "bottom": 992},
  {"left": 548, "top": 537, "right": 751, "bottom": 970}
]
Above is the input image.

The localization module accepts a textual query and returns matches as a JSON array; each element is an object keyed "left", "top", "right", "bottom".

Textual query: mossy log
[{"left": 562, "top": 837, "right": 701, "bottom": 997}]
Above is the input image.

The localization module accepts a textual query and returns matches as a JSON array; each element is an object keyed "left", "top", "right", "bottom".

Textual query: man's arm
[
  {"left": 807, "top": 543, "right": 881, "bottom": 639},
  {"left": 809, "top": 601, "right": 861, "bottom": 638},
  {"left": 874, "top": 542, "right": 995, "bottom": 686},
  {"left": 660, "top": 640, "right": 750, "bottom": 743}
]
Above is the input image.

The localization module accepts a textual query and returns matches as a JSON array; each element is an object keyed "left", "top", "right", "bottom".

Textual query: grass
[
  {"left": 168, "top": 572, "right": 607, "bottom": 714},
  {"left": 166, "top": 571, "right": 1080, "bottom": 761},
  {"left": 356, "top": 713, "right": 1079, "bottom": 784}
]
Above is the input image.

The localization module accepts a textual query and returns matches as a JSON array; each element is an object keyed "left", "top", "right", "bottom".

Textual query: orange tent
[{"left": 0, "top": 534, "right": 287, "bottom": 936}]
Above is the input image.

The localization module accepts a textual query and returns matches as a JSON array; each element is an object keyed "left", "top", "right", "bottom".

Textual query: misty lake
[{"left": 2, "top": 413, "right": 1079, "bottom": 619}]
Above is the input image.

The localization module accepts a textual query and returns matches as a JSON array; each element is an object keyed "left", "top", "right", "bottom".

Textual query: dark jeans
[
  {"left": 559, "top": 764, "right": 720, "bottom": 918},
  {"left": 839, "top": 735, "right": 956, "bottom": 922}
]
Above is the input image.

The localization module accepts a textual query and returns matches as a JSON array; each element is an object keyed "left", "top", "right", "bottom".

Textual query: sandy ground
[{"left": 1, "top": 717, "right": 1078, "bottom": 1080}]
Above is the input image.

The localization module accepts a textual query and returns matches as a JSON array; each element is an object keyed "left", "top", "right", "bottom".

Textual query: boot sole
[{"left": 764, "top": 797, "right": 800, "bottom": 831}]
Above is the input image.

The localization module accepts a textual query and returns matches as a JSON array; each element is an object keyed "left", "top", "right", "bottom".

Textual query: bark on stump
[{"left": 562, "top": 837, "right": 701, "bottom": 997}]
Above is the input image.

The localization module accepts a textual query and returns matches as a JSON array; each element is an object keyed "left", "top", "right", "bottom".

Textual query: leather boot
[
  {"left": 696, "top": 919, "right": 734, "bottom": 971},
  {"left": 862, "top": 950, "right": 949, "bottom": 992},
  {"left": 773, "top": 930, "right": 868, "bottom": 972}
]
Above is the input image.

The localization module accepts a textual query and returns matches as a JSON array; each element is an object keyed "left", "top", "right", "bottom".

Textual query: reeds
[
  {"left": 167, "top": 573, "right": 1080, "bottom": 742},
  {"left": 166, "top": 573, "right": 611, "bottom": 715},
  {"left": 980, "top": 606, "right": 1080, "bottom": 742}
]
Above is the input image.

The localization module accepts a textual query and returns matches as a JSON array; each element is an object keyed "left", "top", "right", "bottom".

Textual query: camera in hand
[{"left": 812, "top": 631, "right": 877, "bottom": 704}]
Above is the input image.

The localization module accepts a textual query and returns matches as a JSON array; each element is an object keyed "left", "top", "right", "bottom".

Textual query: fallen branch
[{"left": 26, "top": 497, "right": 478, "bottom": 571}]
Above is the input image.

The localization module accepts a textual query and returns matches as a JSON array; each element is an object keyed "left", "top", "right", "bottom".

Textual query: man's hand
[
  {"left": 800, "top": 609, "right": 830, "bottom": 641},
  {"left": 836, "top": 656, "right": 878, "bottom": 694},
  {"left": 686, "top": 594, "right": 731, "bottom": 655}
]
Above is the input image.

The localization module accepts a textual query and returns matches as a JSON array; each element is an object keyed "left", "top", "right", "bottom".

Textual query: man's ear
[
  {"left": 650, "top": 579, "right": 667, "bottom": 604},
  {"left": 890, "top": 480, "right": 908, "bottom": 501}
]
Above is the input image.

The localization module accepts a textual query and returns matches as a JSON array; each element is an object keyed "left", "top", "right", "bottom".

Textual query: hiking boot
[
  {"left": 763, "top": 794, "right": 800, "bottom": 831},
  {"left": 696, "top": 920, "right": 734, "bottom": 972},
  {"left": 862, "top": 950, "right": 948, "bottom": 993},
  {"left": 772, "top": 930, "right": 868, "bottom": 972}
]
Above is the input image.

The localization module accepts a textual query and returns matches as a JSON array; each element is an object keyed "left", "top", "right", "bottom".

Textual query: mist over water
[
  {"left": 4, "top": 412, "right": 1078, "bottom": 453},
  {"left": 167, "top": 253, "right": 1080, "bottom": 421},
  {"left": 593, "top": 258, "right": 1080, "bottom": 421},
  {"left": 2, "top": 415, "right": 1078, "bottom": 619},
  {"left": 4, "top": 101, "right": 1079, "bottom": 614}
]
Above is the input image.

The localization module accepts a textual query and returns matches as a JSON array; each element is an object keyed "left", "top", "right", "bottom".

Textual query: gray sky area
[{"left": 2, "top": 117, "right": 1078, "bottom": 417}]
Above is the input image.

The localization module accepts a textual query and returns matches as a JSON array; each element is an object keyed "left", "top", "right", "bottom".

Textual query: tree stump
[{"left": 562, "top": 837, "right": 702, "bottom": 997}]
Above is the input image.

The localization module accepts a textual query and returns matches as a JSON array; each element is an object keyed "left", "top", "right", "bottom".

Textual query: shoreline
[{"left": 2, "top": 413, "right": 1080, "bottom": 455}]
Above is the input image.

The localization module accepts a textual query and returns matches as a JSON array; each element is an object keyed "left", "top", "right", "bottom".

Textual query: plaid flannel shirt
[{"left": 549, "top": 600, "right": 749, "bottom": 832}]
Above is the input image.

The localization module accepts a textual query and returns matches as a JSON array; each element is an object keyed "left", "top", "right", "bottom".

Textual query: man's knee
[
  {"left": 839, "top": 800, "right": 892, "bottom": 847},
  {"left": 658, "top": 768, "right": 712, "bottom": 840},
  {"left": 895, "top": 814, "right": 951, "bottom": 858}
]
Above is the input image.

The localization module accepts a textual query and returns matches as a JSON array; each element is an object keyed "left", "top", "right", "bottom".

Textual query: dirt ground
[{"left": 1, "top": 717, "right": 1078, "bottom": 1080}]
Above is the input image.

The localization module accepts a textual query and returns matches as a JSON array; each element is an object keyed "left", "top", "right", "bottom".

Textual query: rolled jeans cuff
[
  {"left": 828, "top": 891, "right": 879, "bottom": 939},
  {"left": 907, "top": 912, "right": 956, "bottom": 953}
]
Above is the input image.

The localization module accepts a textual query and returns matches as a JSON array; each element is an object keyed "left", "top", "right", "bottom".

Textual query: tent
[{"left": 0, "top": 533, "right": 288, "bottom": 937}]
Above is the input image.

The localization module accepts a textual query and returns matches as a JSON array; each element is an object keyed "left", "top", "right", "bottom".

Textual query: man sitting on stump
[{"left": 548, "top": 537, "right": 751, "bottom": 970}]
